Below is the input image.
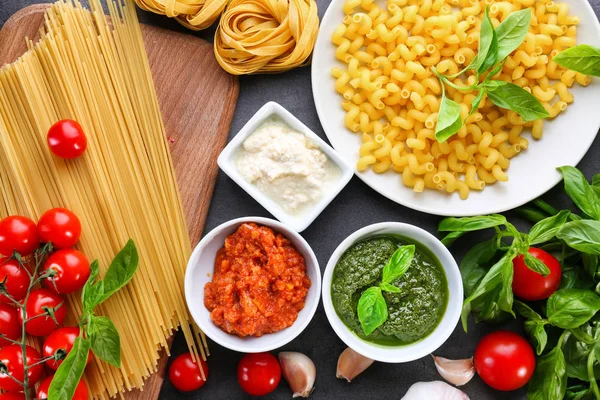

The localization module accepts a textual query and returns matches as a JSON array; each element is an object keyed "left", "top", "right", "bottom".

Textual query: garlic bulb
[
  {"left": 401, "top": 381, "right": 470, "bottom": 400},
  {"left": 279, "top": 352, "right": 316, "bottom": 398},
  {"left": 336, "top": 347, "right": 374, "bottom": 382},
  {"left": 432, "top": 355, "right": 476, "bottom": 386}
]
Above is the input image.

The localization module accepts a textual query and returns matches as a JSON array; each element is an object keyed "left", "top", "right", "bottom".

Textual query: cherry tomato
[
  {"left": 0, "top": 393, "right": 26, "bottom": 400},
  {"left": 43, "top": 327, "right": 90, "bottom": 370},
  {"left": 0, "top": 216, "right": 39, "bottom": 257},
  {"left": 47, "top": 120, "right": 87, "bottom": 159},
  {"left": 20, "top": 288, "right": 66, "bottom": 336},
  {"left": 0, "top": 344, "right": 44, "bottom": 391},
  {"left": 0, "top": 258, "right": 30, "bottom": 303},
  {"left": 42, "top": 249, "right": 90, "bottom": 294},
  {"left": 37, "top": 208, "right": 81, "bottom": 249},
  {"left": 474, "top": 330, "right": 535, "bottom": 391},
  {"left": 512, "top": 247, "right": 562, "bottom": 301},
  {"left": 37, "top": 374, "right": 89, "bottom": 400},
  {"left": 0, "top": 304, "right": 21, "bottom": 348},
  {"left": 169, "top": 353, "right": 208, "bottom": 392},
  {"left": 237, "top": 353, "right": 281, "bottom": 396}
]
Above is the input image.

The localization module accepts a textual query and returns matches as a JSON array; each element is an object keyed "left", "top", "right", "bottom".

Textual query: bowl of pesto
[{"left": 322, "top": 222, "right": 463, "bottom": 363}]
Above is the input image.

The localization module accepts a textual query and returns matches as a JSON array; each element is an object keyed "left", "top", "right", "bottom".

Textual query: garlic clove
[
  {"left": 401, "top": 381, "right": 470, "bottom": 400},
  {"left": 279, "top": 351, "right": 316, "bottom": 398},
  {"left": 336, "top": 347, "right": 374, "bottom": 382},
  {"left": 432, "top": 355, "right": 476, "bottom": 387}
]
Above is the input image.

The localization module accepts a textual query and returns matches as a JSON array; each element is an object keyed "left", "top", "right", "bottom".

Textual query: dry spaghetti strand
[{"left": 215, "top": 0, "right": 320, "bottom": 74}]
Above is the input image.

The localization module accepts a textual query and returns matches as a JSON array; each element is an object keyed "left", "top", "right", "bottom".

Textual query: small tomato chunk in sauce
[{"left": 204, "top": 223, "right": 311, "bottom": 337}]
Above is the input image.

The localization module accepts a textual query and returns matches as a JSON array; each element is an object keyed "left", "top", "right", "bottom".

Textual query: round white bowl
[
  {"left": 322, "top": 222, "right": 463, "bottom": 363},
  {"left": 185, "top": 217, "right": 321, "bottom": 353}
]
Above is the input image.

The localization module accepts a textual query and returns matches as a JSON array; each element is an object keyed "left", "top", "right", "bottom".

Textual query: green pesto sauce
[{"left": 331, "top": 236, "right": 448, "bottom": 346}]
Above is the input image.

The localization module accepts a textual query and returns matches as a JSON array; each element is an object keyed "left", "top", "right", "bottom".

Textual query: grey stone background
[{"left": 1, "top": 0, "right": 599, "bottom": 398}]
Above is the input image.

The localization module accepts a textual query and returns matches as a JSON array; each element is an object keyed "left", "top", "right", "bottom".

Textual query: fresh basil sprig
[
  {"left": 433, "top": 7, "right": 551, "bottom": 142},
  {"left": 49, "top": 240, "right": 139, "bottom": 400},
  {"left": 357, "top": 245, "right": 414, "bottom": 335},
  {"left": 554, "top": 45, "right": 600, "bottom": 77}
]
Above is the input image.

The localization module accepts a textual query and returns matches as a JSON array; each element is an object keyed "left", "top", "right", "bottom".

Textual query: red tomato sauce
[{"left": 204, "top": 223, "right": 311, "bottom": 337}]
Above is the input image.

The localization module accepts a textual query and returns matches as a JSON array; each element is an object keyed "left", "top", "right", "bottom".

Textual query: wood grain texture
[{"left": 0, "top": 4, "right": 238, "bottom": 399}]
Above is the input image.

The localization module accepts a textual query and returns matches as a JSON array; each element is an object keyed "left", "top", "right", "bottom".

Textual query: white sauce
[{"left": 235, "top": 118, "right": 340, "bottom": 215}]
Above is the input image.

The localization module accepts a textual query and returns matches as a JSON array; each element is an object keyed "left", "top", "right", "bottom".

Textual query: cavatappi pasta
[
  {"left": 0, "top": 1, "right": 206, "bottom": 398},
  {"left": 331, "top": 0, "right": 590, "bottom": 199}
]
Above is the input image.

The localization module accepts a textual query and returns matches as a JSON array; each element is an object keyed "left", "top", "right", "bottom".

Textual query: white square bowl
[{"left": 217, "top": 101, "right": 354, "bottom": 232}]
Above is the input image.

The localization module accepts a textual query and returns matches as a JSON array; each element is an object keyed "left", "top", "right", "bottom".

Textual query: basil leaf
[
  {"left": 557, "top": 166, "right": 600, "bottom": 220},
  {"left": 435, "top": 94, "right": 463, "bottom": 142},
  {"left": 486, "top": 82, "right": 549, "bottom": 121},
  {"left": 495, "top": 9, "right": 531, "bottom": 60},
  {"left": 82, "top": 260, "right": 104, "bottom": 312},
  {"left": 570, "top": 327, "right": 596, "bottom": 345},
  {"left": 382, "top": 245, "right": 415, "bottom": 284},
  {"left": 439, "top": 214, "right": 506, "bottom": 232},
  {"left": 592, "top": 174, "right": 600, "bottom": 188},
  {"left": 89, "top": 316, "right": 121, "bottom": 368},
  {"left": 357, "top": 287, "right": 388, "bottom": 335},
  {"left": 441, "top": 231, "right": 465, "bottom": 247},
  {"left": 527, "top": 345, "right": 567, "bottom": 400},
  {"left": 380, "top": 282, "right": 401, "bottom": 293},
  {"left": 475, "top": 6, "right": 498, "bottom": 75},
  {"left": 528, "top": 210, "right": 571, "bottom": 245},
  {"left": 462, "top": 252, "right": 512, "bottom": 331},
  {"left": 562, "top": 264, "right": 595, "bottom": 290},
  {"left": 566, "top": 384, "right": 592, "bottom": 400},
  {"left": 515, "top": 301, "right": 548, "bottom": 355},
  {"left": 101, "top": 239, "right": 139, "bottom": 302},
  {"left": 524, "top": 251, "right": 551, "bottom": 276},
  {"left": 49, "top": 336, "right": 91, "bottom": 400},
  {"left": 468, "top": 89, "right": 485, "bottom": 117},
  {"left": 482, "top": 80, "right": 507, "bottom": 91},
  {"left": 558, "top": 220, "right": 600, "bottom": 255},
  {"left": 563, "top": 326, "right": 600, "bottom": 381},
  {"left": 460, "top": 237, "right": 499, "bottom": 297},
  {"left": 595, "top": 337, "right": 600, "bottom": 366},
  {"left": 583, "top": 254, "right": 599, "bottom": 279},
  {"left": 547, "top": 289, "right": 600, "bottom": 329},
  {"left": 553, "top": 45, "right": 600, "bottom": 77}
]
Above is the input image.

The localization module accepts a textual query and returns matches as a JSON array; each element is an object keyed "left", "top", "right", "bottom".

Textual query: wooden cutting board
[{"left": 0, "top": 4, "right": 239, "bottom": 399}]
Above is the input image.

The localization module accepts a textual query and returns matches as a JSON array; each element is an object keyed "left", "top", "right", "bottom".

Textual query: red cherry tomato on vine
[
  {"left": 47, "top": 120, "right": 87, "bottom": 159},
  {"left": 0, "top": 393, "right": 26, "bottom": 400},
  {"left": 0, "top": 304, "right": 21, "bottom": 348},
  {"left": 512, "top": 247, "right": 561, "bottom": 301},
  {"left": 169, "top": 353, "right": 208, "bottom": 392},
  {"left": 42, "top": 249, "right": 90, "bottom": 294},
  {"left": 474, "top": 330, "right": 535, "bottom": 391},
  {"left": 19, "top": 288, "right": 66, "bottom": 336},
  {"left": 237, "top": 352, "right": 281, "bottom": 396},
  {"left": 37, "top": 374, "right": 89, "bottom": 400},
  {"left": 0, "top": 216, "right": 39, "bottom": 257},
  {"left": 0, "top": 344, "right": 44, "bottom": 391},
  {"left": 43, "top": 327, "right": 90, "bottom": 370},
  {"left": 37, "top": 208, "right": 81, "bottom": 249},
  {"left": 0, "top": 258, "right": 30, "bottom": 303}
]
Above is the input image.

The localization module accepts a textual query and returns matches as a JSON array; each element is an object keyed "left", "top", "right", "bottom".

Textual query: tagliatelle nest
[
  {"left": 214, "top": 0, "right": 320, "bottom": 74},
  {"left": 133, "top": 0, "right": 228, "bottom": 30}
]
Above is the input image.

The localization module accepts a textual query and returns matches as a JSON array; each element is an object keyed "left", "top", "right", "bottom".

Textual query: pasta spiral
[
  {"left": 214, "top": 0, "right": 320, "bottom": 74},
  {"left": 133, "top": 0, "right": 227, "bottom": 30}
]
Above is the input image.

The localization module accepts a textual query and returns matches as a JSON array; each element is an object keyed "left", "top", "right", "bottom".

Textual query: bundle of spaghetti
[{"left": 0, "top": 0, "right": 207, "bottom": 398}]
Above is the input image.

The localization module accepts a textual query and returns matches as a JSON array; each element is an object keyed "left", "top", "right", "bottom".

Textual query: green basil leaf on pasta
[
  {"left": 89, "top": 315, "right": 121, "bottom": 368},
  {"left": 486, "top": 82, "right": 549, "bottom": 122},
  {"left": 101, "top": 239, "right": 139, "bottom": 302},
  {"left": 357, "top": 286, "right": 388, "bottom": 336},
  {"left": 495, "top": 9, "right": 532, "bottom": 60},
  {"left": 468, "top": 89, "right": 486, "bottom": 118},
  {"left": 435, "top": 94, "right": 463, "bottom": 142},
  {"left": 474, "top": 6, "right": 498, "bottom": 75},
  {"left": 553, "top": 45, "right": 600, "bottom": 77}
]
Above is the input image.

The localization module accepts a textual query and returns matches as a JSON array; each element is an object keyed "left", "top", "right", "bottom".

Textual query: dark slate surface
[{"left": 1, "top": 0, "right": 599, "bottom": 398}]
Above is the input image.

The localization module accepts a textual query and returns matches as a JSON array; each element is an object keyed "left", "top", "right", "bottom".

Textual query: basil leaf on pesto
[
  {"left": 382, "top": 245, "right": 415, "bottom": 284},
  {"left": 357, "top": 287, "right": 388, "bottom": 336}
]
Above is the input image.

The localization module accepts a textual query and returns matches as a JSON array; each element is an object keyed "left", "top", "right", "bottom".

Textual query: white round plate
[{"left": 311, "top": 0, "right": 600, "bottom": 216}]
